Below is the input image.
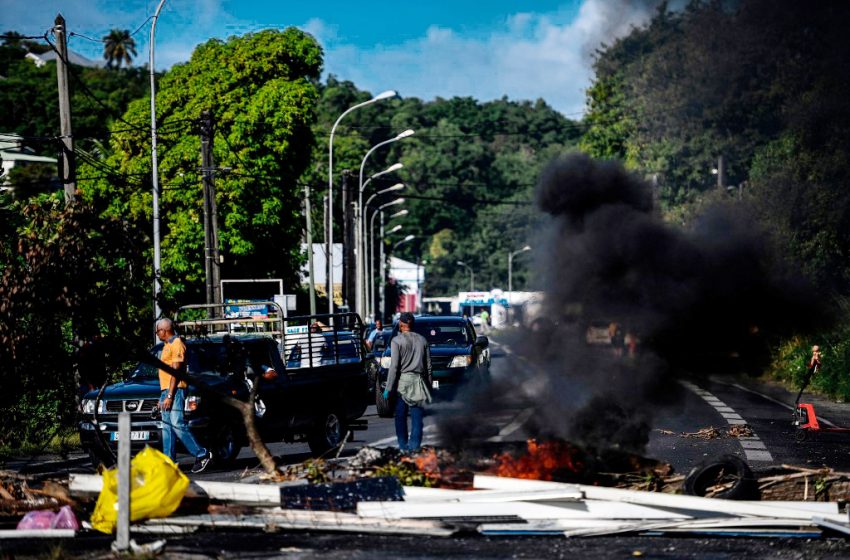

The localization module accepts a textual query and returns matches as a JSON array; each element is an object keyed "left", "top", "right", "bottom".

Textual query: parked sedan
[{"left": 374, "top": 315, "right": 489, "bottom": 416}]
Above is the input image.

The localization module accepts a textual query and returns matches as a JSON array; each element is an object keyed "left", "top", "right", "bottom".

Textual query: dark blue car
[{"left": 374, "top": 315, "right": 490, "bottom": 417}]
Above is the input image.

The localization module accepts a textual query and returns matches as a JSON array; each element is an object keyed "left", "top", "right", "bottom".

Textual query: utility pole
[
  {"left": 200, "top": 110, "right": 221, "bottom": 313},
  {"left": 324, "top": 194, "right": 330, "bottom": 308},
  {"left": 378, "top": 212, "right": 385, "bottom": 321},
  {"left": 342, "top": 170, "right": 355, "bottom": 310},
  {"left": 53, "top": 14, "right": 75, "bottom": 204},
  {"left": 716, "top": 155, "right": 726, "bottom": 190},
  {"left": 304, "top": 185, "right": 316, "bottom": 315}
]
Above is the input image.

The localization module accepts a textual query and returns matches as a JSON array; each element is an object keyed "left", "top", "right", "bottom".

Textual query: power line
[{"left": 402, "top": 194, "right": 532, "bottom": 206}]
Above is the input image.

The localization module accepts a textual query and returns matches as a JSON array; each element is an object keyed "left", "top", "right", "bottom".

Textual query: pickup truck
[{"left": 79, "top": 303, "right": 370, "bottom": 468}]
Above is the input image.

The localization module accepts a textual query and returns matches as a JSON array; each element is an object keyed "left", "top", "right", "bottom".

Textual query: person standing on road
[
  {"left": 808, "top": 345, "right": 822, "bottom": 375},
  {"left": 383, "top": 312, "right": 432, "bottom": 453},
  {"left": 156, "top": 318, "right": 212, "bottom": 473}
]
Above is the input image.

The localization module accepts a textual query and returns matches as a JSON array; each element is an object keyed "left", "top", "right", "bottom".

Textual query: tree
[
  {"left": 81, "top": 28, "right": 323, "bottom": 307},
  {"left": 0, "top": 196, "right": 148, "bottom": 447},
  {"left": 102, "top": 29, "right": 137, "bottom": 68}
]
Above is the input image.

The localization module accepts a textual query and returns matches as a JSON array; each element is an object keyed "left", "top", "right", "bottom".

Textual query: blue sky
[{"left": 4, "top": 0, "right": 661, "bottom": 116}]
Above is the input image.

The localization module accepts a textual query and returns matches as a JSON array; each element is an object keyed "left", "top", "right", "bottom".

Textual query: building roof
[{"left": 27, "top": 50, "right": 103, "bottom": 69}]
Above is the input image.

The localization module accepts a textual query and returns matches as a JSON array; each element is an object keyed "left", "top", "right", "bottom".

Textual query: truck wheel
[
  {"left": 210, "top": 424, "right": 242, "bottom": 467},
  {"left": 375, "top": 380, "right": 394, "bottom": 418},
  {"left": 308, "top": 411, "right": 347, "bottom": 457}
]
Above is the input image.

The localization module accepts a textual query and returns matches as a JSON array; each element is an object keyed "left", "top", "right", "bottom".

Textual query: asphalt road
[
  {"left": 181, "top": 336, "right": 850, "bottom": 482},
  {"left": 8, "top": 335, "right": 850, "bottom": 558}
]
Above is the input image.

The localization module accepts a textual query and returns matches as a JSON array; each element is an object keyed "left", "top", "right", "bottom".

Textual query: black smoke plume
[{"left": 437, "top": 153, "right": 831, "bottom": 455}]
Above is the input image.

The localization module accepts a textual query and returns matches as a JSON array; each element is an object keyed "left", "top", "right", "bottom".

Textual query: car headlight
[
  {"left": 81, "top": 399, "right": 96, "bottom": 414},
  {"left": 380, "top": 356, "right": 392, "bottom": 369},
  {"left": 184, "top": 395, "right": 201, "bottom": 412},
  {"left": 449, "top": 355, "right": 473, "bottom": 368}
]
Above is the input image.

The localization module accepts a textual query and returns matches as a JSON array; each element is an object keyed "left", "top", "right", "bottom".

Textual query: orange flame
[
  {"left": 410, "top": 448, "right": 440, "bottom": 476},
  {"left": 495, "top": 439, "right": 582, "bottom": 480}
]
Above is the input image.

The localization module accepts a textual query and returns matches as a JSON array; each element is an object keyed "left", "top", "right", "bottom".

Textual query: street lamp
[
  {"left": 362, "top": 162, "right": 403, "bottom": 194},
  {"left": 457, "top": 260, "right": 474, "bottom": 291},
  {"left": 150, "top": 0, "right": 168, "bottom": 327},
  {"left": 364, "top": 183, "right": 404, "bottom": 210},
  {"left": 368, "top": 200, "right": 406, "bottom": 321},
  {"left": 327, "top": 89, "right": 397, "bottom": 315},
  {"left": 508, "top": 245, "right": 532, "bottom": 319},
  {"left": 393, "top": 234, "right": 415, "bottom": 251},
  {"left": 357, "top": 130, "right": 414, "bottom": 318}
]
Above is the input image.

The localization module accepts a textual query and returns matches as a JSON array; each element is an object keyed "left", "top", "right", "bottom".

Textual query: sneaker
[{"left": 191, "top": 451, "right": 213, "bottom": 473}]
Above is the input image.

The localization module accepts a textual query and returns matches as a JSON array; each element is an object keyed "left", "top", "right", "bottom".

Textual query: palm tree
[{"left": 102, "top": 29, "right": 137, "bottom": 68}]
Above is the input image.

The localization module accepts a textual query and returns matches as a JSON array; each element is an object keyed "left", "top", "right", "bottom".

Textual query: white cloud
[{"left": 316, "top": 0, "right": 659, "bottom": 116}]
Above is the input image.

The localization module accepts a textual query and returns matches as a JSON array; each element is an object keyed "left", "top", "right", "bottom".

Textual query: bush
[{"left": 767, "top": 323, "right": 850, "bottom": 402}]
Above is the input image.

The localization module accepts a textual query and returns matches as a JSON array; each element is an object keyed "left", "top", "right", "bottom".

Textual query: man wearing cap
[{"left": 383, "top": 312, "right": 432, "bottom": 452}]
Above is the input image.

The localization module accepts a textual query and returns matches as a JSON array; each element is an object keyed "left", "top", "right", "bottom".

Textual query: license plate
[
  {"left": 111, "top": 431, "right": 150, "bottom": 441},
  {"left": 432, "top": 380, "right": 439, "bottom": 389}
]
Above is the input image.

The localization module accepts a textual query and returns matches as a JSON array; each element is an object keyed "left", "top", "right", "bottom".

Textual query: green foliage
[
  {"left": 373, "top": 460, "right": 434, "bottom": 487},
  {"left": 0, "top": 43, "right": 149, "bottom": 151},
  {"left": 81, "top": 28, "right": 323, "bottom": 306},
  {"left": 768, "top": 324, "right": 850, "bottom": 402},
  {"left": 0, "top": 197, "right": 149, "bottom": 448},
  {"left": 309, "top": 83, "right": 580, "bottom": 299}
]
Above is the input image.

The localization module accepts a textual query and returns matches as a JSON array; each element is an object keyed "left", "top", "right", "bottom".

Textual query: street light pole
[
  {"left": 368, "top": 199, "right": 405, "bottom": 320},
  {"left": 508, "top": 245, "right": 531, "bottom": 317},
  {"left": 457, "top": 260, "right": 474, "bottom": 291},
  {"left": 357, "top": 130, "right": 414, "bottom": 319},
  {"left": 150, "top": 0, "right": 167, "bottom": 328},
  {"left": 327, "top": 90, "right": 396, "bottom": 315},
  {"left": 508, "top": 245, "right": 531, "bottom": 319},
  {"left": 369, "top": 208, "right": 407, "bottom": 319}
]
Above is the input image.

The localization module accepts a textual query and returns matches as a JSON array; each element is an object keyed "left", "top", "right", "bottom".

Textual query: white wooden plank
[
  {"left": 146, "top": 512, "right": 454, "bottom": 536},
  {"left": 357, "top": 499, "right": 692, "bottom": 520},
  {"left": 401, "top": 486, "right": 582, "bottom": 503},
  {"left": 0, "top": 529, "right": 76, "bottom": 539},
  {"left": 472, "top": 475, "right": 845, "bottom": 523},
  {"left": 70, "top": 473, "right": 297, "bottom": 505}
]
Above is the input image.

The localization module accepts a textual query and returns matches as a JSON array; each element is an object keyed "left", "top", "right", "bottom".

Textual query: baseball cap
[{"left": 399, "top": 312, "right": 415, "bottom": 324}]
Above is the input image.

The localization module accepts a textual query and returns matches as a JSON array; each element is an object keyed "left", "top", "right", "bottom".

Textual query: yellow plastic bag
[{"left": 91, "top": 446, "right": 189, "bottom": 533}]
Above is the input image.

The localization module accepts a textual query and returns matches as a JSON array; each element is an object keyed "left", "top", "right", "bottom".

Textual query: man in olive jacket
[{"left": 383, "top": 312, "right": 432, "bottom": 452}]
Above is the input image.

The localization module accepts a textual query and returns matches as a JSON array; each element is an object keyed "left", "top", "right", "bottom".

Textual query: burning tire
[
  {"left": 683, "top": 454, "right": 759, "bottom": 500},
  {"left": 308, "top": 410, "right": 347, "bottom": 457},
  {"left": 375, "top": 379, "right": 394, "bottom": 418}
]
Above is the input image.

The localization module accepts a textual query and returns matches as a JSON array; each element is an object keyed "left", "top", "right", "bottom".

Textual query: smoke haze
[{"left": 438, "top": 153, "right": 831, "bottom": 455}]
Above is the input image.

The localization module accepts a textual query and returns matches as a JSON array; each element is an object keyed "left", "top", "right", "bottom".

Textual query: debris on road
[
  {"left": 13, "top": 440, "right": 850, "bottom": 541},
  {"left": 655, "top": 424, "right": 754, "bottom": 439}
]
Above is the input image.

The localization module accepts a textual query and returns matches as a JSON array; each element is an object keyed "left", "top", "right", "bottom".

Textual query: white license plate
[{"left": 111, "top": 431, "right": 150, "bottom": 441}]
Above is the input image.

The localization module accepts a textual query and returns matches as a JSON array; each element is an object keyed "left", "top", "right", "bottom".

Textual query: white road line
[
  {"left": 369, "top": 424, "right": 437, "bottom": 448},
  {"left": 679, "top": 380, "right": 774, "bottom": 462}
]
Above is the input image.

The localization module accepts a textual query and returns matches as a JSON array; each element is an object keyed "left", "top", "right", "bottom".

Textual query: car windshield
[
  {"left": 412, "top": 322, "right": 469, "bottom": 347},
  {"left": 129, "top": 344, "right": 163, "bottom": 379}
]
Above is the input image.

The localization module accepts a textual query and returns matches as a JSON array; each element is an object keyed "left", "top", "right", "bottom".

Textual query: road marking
[
  {"left": 679, "top": 380, "right": 774, "bottom": 462},
  {"left": 369, "top": 424, "right": 437, "bottom": 448}
]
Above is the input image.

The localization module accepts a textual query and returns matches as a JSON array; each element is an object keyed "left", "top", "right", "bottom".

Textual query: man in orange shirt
[{"left": 156, "top": 318, "right": 212, "bottom": 473}]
